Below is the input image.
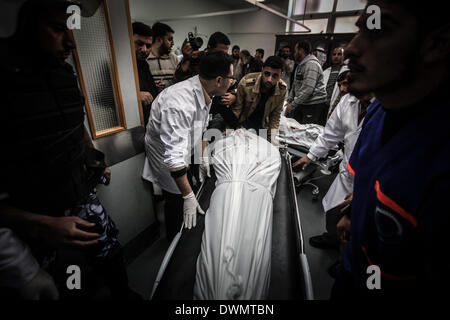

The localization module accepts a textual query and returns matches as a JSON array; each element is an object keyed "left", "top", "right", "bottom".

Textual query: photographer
[
  {"left": 175, "top": 31, "right": 230, "bottom": 83},
  {"left": 173, "top": 32, "right": 239, "bottom": 143}
]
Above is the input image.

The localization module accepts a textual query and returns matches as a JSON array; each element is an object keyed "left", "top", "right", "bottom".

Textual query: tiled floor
[
  {"left": 127, "top": 170, "right": 339, "bottom": 300},
  {"left": 296, "top": 171, "right": 340, "bottom": 300},
  {"left": 127, "top": 201, "right": 170, "bottom": 300},
  {"left": 127, "top": 236, "right": 170, "bottom": 299}
]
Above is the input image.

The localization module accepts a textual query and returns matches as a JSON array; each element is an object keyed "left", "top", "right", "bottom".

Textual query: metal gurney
[
  {"left": 276, "top": 116, "right": 341, "bottom": 203},
  {"left": 150, "top": 146, "right": 314, "bottom": 300}
]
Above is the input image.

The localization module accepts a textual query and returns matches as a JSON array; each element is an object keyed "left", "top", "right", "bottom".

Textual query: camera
[{"left": 188, "top": 32, "right": 203, "bottom": 51}]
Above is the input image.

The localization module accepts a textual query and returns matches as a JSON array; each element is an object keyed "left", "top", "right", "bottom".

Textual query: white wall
[
  {"left": 130, "top": 0, "right": 232, "bottom": 54},
  {"left": 229, "top": 9, "right": 286, "bottom": 58},
  {"left": 129, "top": 0, "right": 288, "bottom": 58},
  {"left": 96, "top": 154, "right": 154, "bottom": 245}
]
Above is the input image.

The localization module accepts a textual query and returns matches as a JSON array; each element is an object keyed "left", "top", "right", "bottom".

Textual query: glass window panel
[
  {"left": 334, "top": 16, "right": 359, "bottom": 33},
  {"left": 294, "top": 0, "right": 334, "bottom": 15},
  {"left": 73, "top": 2, "right": 120, "bottom": 132},
  {"left": 336, "top": 0, "right": 367, "bottom": 12},
  {"left": 293, "top": 18, "right": 328, "bottom": 33}
]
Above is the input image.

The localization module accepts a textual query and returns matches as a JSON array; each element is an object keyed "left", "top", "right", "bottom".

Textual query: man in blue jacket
[{"left": 332, "top": 0, "right": 450, "bottom": 299}]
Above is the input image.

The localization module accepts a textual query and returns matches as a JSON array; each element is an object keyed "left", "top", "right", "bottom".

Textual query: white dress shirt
[
  {"left": 307, "top": 94, "right": 363, "bottom": 212},
  {"left": 144, "top": 75, "right": 212, "bottom": 194}
]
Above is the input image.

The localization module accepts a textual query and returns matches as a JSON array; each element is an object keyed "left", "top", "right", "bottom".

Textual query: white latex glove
[
  {"left": 199, "top": 156, "right": 211, "bottom": 184},
  {"left": 18, "top": 268, "right": 59, "bottom": 300},
  {"left": 182, "top": 191, "right": 205, "bottom": 229}
]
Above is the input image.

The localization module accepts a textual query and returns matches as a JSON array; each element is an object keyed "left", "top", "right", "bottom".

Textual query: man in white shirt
[
  {"left": 144, "top": 51, "right": 234, "bottom": 241},
  {"left": 293, "top": 92, "right": 373, "bottom": 251}
]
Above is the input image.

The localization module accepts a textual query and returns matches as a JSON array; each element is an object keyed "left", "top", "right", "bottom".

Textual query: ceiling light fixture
[{"left": 245, "top": 0, "right": 311, "bottom": 32}]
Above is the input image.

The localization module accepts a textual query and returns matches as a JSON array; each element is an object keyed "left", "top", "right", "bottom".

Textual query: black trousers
[
  {"left": 162, "top": 171, "right": 195, "bottom": 242},
  {"left": 162, "top": 190, "right": 184, "bottom": 242},
  {"left": 330, "top": 265, "right": 357, "bottom": 300},
  {"left": 293, "top": 102, "right": 328, "bottom": 126},
  {"left": 325, "top": 205, "right": 345, "bottom": 240}
]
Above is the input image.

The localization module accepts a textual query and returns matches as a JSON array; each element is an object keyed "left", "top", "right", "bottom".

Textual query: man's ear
[
  {"left": 421, "top": 23, "right": 450, "bottom": 64},
  {"left": 215, "top": 76, "right": 221, "bottom": 87}
]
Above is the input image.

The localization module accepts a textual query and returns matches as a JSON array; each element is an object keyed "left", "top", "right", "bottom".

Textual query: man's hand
[
  {"left": 155, "top": 80, "right": 166, "bottom": 92},
  {"left": 181, "top": 40, "right": 193, "bottom": 59},
  {"left": 221, "top": 92, "right": 236, "bottom": 106},
  {"left": 180, "top": 59, "right": 191, "bottom": 72},
  {"left": 340, "top": 193, "right": 353, "bottom": 213},
  {"left": 18, "top": 268, "right": 59, "bottom": 300},
  {"left": 199, "top": 156, "right": 211, "bottom": 184},
  {"left": 336, "top": 215, "right": 351, "bottom": 244},
  {"left": 140, "top": 91, "right": 153, "bottom": 106},
  {"left": 293, "top": 155, "right": 312, "bottom": 170},
  {"left": 103, "top": 168, "right": 111, "bottom": 185},
  {"left": 182, "top": 192, "right": 205, "bottom": 229},
  {"left": 39, "top": 216, "right": 100, "bottom": 248},
  {"left": 285, "top": 103, "right": 295, "bottom": 113}
]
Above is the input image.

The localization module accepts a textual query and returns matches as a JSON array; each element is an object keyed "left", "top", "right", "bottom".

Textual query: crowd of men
[{"left": 0, "top": 0, "right": 448, "bottom": 301}]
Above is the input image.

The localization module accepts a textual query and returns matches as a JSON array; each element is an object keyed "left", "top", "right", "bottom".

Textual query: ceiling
[{"left": 215, "top": 0, "right": 290, "bottom": 14}]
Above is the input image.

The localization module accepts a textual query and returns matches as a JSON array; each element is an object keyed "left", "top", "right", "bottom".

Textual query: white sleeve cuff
[{"left": 307, "top": 152, "right": 318, "bottom": 162}]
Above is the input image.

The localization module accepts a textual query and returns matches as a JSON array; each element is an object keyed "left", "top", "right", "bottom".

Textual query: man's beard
[
  {"left": 160, "top": 43, "right": 170, "bottom": 55},
  {"left": 233, "top": 54, "right": 239, "bottom": 60},
  {"left": 262, "top": 81, "right": 274, "bottom": 91},
  {"left": 137, "top": 52, "right": 147, "bottom": 60}
]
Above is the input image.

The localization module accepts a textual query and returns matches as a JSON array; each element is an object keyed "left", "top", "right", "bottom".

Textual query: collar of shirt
[
  {"left": 298, "top": 54, "right": 311, "bottom": 67},
  {"left": 193, "top": 75, "right": 212, "bottom": 108},
  {"left": 201, "top": 85, "right": 212, "bottom": 106},
  {"left": 147, "top": 51, "right": 170, "bottom": 60}
]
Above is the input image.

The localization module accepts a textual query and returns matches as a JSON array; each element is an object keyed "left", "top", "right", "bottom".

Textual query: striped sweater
[
  {"left": 146, "top": 51, "right": 179, "bottom": 88},
  {"left": 287, "top": 54, "right": 327, "bottom": 106}
]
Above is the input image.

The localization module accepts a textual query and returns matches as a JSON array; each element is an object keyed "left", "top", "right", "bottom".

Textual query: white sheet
[
  {"left": 276, "top": 115, "right": 324, "bottom": 148},
  {"left": 193, "top": 129, "right": 281, "bottom": 300}
]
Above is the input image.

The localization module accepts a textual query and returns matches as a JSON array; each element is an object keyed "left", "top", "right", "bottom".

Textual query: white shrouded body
[{"left": 194, "top": 129, "right": 281, "bottom": 300}]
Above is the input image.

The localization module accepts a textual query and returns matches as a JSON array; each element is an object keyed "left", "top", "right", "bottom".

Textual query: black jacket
[{"left": 137, "top": 58, "right": 158, "bottom": 126}]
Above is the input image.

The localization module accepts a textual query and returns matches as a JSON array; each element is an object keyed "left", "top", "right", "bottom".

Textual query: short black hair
[
  {"left": 13, "top": 0, "right": 74, "bottom": 39},
  {"left": 337, "top": 70, "right": 349, "bottom": 82},
  {"left": 132, "top": 22, "right": 152, "bottom": 37},
  {"left": 151, "top": 22, "right": 174, "bottom": 41},
  {"left": 263, "top": 56, "right": 283, "bottom": 70},
  {"left": 232, "top": 45, "right": 240, "bottom": 51},
  {"left": 199, "top": 51, "right": 234, "bottom": 80},
  {"left": 373, "top": 1, "right": 447, "bottom": 34},
  {"left": 256, "top": 48, "right": 264, "bottom": 57},
  {"left": 240, "top": 50, "right": 251, "bottom": 58},
  {"left": 282, "top": 45, "right": 291, "bottom": 50},
  {"left": 296, "top": 40, "right": 312, "bottom": 55},
  {"left": 207, "top": 32, "right": 230, "bottom": 49}
]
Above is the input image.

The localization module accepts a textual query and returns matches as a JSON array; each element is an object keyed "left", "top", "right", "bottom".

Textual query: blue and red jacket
[{"left": 344, "top": 98, "right": 450, "bottom": 298}]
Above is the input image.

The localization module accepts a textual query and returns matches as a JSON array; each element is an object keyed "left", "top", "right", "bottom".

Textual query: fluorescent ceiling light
[{"left": 245, "top": 0, "right": 311, "bottom": 32}]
